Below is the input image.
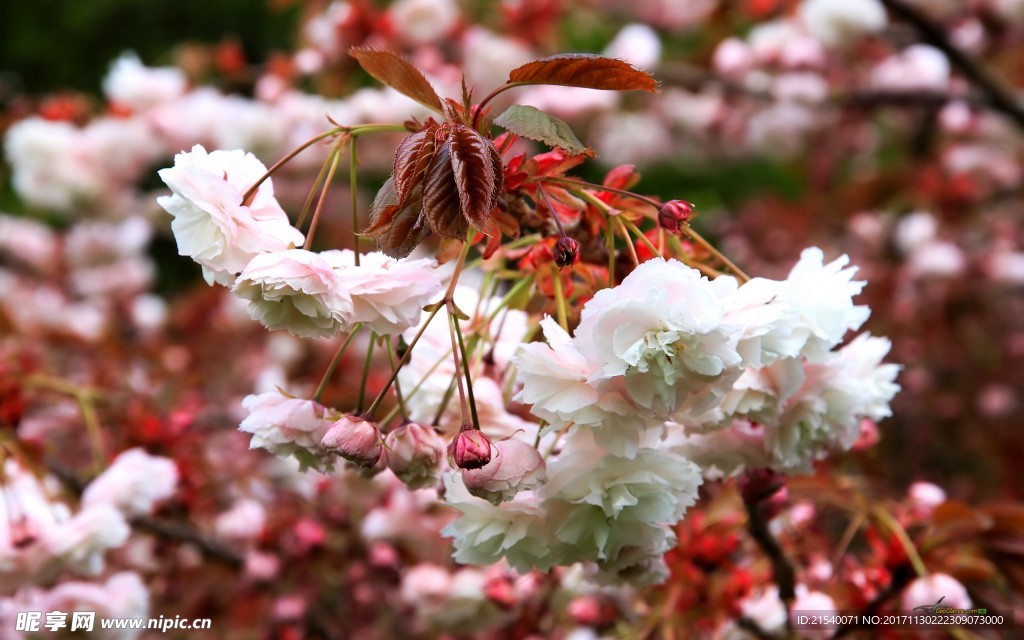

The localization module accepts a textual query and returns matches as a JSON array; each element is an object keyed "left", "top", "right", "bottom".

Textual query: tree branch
[
  {"left": 880, "top": 0, "right": 1024, "bottom": 128},
  {"left": 46, "top": 460, "right": 244, "bottom": 569},
  {"left": 130, "top": 514, "right": 243, "bottom": 569},
  {"left": 831, "top": 562, "right": 916, "bottom": 639}
]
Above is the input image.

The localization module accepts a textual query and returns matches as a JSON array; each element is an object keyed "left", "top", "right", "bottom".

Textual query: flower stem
[
  {"left": 312, "top": 324, "right": 362, "bottom": 402},
  {"left": 447, "top": 311, "right": 470, "bottom": 428},
  {"left": 681, "top": 225, "right": 750, "bottom": 282},
  {"left": 365, "top": 304, "right": 443, "bottom": 418},
  {"left": 449, "top": 304, "right": 481, "bottom": 430},
  {"left": 614, "top": 217, "right": 640, "bottom": 266},
  {"left": 872, "top": 506, "right": 928, "bottom": 576},
  {"left": 303, "top": 145, "right": 342, "bottom": 251},
  {"left": 620, "top": 217, "right": 663, "bottom": 258},
  {"left": 540, "top": 175, "right": 664, "bottom": 210},
  {"left": 296, "top": 150, "right": 335, "bottom": 231},
  {"left": 384, "top": 337, "right": 408, "bottom": 420},
  {"left": 356, "top": 334, "right": 376, "bottom": 414},
  {"left": 604, "top": 218, "right": 616, "bottom": 287},
  {"left": 550, "top": 264, "right": 569, "bottom": 331},
  {"left": 348, "top": 134, "right": 361, "bottom": 265},
  {"left": 241, "top": 127, "right": 343, "bottom": 206}
]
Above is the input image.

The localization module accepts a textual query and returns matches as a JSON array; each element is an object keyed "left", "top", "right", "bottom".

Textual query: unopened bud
[
  {"left": 462, "top": 439, "right": 546, "bottom": 504},
  {"left": 322, "top": 414, "right": 382, "bottom": 467},
  {"left": 739, "top": 468, "right": 785, "bottom": 506},
  {"left": 553, "top": 236, "right": 580, "bottom": 269},
  {"left": 447, "top": 425, "right": 492, "bottom": 470},
  {"left": 658, "top": 200, "right": 694, "bottom": 233},
  {"left": 384, "top": 422, "right": 444, "bottom": 489}
]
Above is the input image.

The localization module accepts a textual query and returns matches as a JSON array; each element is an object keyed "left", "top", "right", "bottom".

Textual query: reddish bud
[
  {"left": 322, "top": 414, "right": 382, "bottom": 467},
  {"left": 447, "top": 425, "right": 492, "bottom": 470},
  {"left": 739, "top": 468, "right": 785, "bottom": 506},
  {"left": 9, "top": 518, "right": 37, "bottom": 549},
  {"left": 658, "top": 200, "right": 694, "bottom": 233},
  {"left": 553, "top": 236, "right": 580, "bottom": 269}
]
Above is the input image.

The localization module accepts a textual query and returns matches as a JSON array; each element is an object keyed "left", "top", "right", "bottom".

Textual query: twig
[
  {"left": 46, "top": 461, "right": 244, "bottom": 569},
  {"left": 831, "top": 562, "right": 916, "bottom": 638},
  {"left": 880, "top": 0, "right": 1024, "bottom": 129},
  {"left": 745, "top": 499, "right": 798, "bottom": 609},
  {"left": 130, "top": 514, "right": 244, "bottom": 569}
]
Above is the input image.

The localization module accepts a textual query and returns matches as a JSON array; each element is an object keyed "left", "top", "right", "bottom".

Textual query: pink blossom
[
  {"left": 233, "top": 249, "right": 352, "bottom": 338},
  {"left": 157, "top": 145, "right": 304, "bottom": 285},
  {"left": 81, "top": 448, "right": 179, "bottom": 516}
]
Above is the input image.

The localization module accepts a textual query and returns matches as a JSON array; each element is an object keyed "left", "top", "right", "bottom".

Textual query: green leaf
[{"left": 493, "top": 105, "right": 593, "bottom": 156}]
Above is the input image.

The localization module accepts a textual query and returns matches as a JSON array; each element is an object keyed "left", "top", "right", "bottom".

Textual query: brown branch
[
  {"left": 130, "top": 514, "right": 243, "bottom": 569},
  {"left": 831, "top": 562, "right": 916, "bottom": 639},
  {"left": 880, "top": 0, "right": 1024, "bottom": 128},
  {"left": 46, "top": 460, "right": 244, "bottom": 570},
  {"left": 745, "top": 498, "right": 798, "bottom": 620}
]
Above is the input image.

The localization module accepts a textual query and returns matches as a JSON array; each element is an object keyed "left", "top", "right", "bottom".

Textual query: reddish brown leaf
[
  {"left": 421, "top": 141, "right": 465, "bottom": 239},
  {"left": 349, "top": 47, "right": 444, "bottom": 113},
  {"left": 507, "top": 54, "right": 659, "bottom": 93},
  {"left": 449, "top": 126, "right": 501, "bottom": 230},
  {"left": 393, "top": 128, "right": 438, "bottom": 210},
  {"left": 363, "top": 176, "right": 429, "bottom": 259}
]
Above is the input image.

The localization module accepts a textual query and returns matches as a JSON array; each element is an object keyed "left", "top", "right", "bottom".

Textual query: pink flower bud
[
  {"left": 739, "top": 468, "right": 786, "bottom": 505},
  {"left": 658, "top": 199, "right": 694, "bottom": 233},
  {"left": 462, "top": 439, "right": 546, "bottom": 504},
  {"left": 384, "top": 422, "right": 444, "bottom": 490},
  {"left": 553, "top": 236, "right": 580, "bottom": 269},
  {"left": 447, "top": 425, "right": 492, "bottom": 470},
  {"left": 322, "top": 414, "right": 382, "bottom": 467}
]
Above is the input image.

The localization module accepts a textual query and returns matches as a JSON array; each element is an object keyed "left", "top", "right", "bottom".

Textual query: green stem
[
  {"left": 312, "top": 325, "right": 362, "bottom": 402},
  {"left": 365, "top": 304, "right": 444, "bottom": 418},
  {"left": 296, "top": 150, "right": 335, "bottom": 231},
  {"left": 380, "top": 349, "right": 451, "bottom": 425},
  {"left": 384, "top": 337, "right": 408, "bottom": 420},
  {"left": 356, "top": 334, "right": 376, "bottom": 414},
  {"left": 303, "top": 145, "right": 342, "bottom": 251},
  {"left": 446, "top": 311, "right": 471, "bottom": 427},
  {"left": 682, "top": 226, "right": 750, "bottom": 282},
  {"left": 432, "top": 375, "right": 458, "bottom": 427},
  {"left": 604, "top": 217, "right": 616, "bottom": 287},
  {"left": 349, "top": 134, "right": 361, "bottom": 264},
  {"left": 872, "top": 506, "right": 928, "bottom": 576},
  {"left": 241, "top": 127, "right": 344, "bottom": 206},
  {"left": 620, "top": 217, "right": 661, "bottom": 258},
  {"left": 614, "top": 216, "right": 639, "bottom": 266},
  {"left": 450, "top": 305, "right": 481, "bottom": 430},
  {"left": 550, "top": 264, "right": 569, "bottom": 331}
]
